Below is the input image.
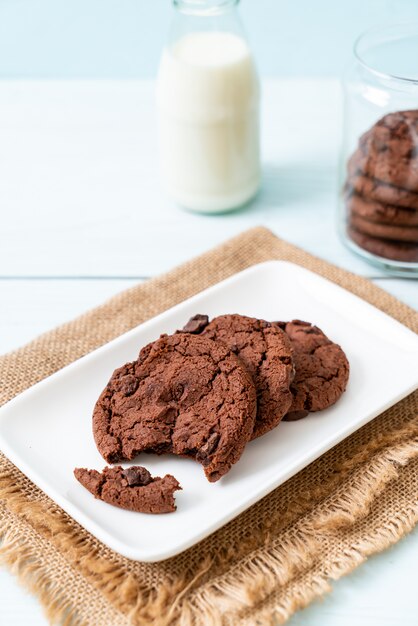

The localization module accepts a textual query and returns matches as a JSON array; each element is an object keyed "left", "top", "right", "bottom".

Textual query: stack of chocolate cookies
[
  {"left": 75, "top": 314, "right": 349, "bottom": 514},
  {"left": 345, "top": 109, "right": 418, "bottom": 263}
]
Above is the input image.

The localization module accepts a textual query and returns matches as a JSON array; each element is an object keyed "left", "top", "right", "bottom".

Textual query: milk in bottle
[{"left": 156, "top": 1, "right": 260, "bottom": 213}]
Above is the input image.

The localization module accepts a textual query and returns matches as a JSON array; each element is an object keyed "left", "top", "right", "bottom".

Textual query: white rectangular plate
[{"left": 1, "top": 261, "right": 418, "bottom": 562}]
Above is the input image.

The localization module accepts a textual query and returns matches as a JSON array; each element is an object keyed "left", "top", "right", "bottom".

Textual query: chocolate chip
[
  {"left": 158, "top": 407, "right": 177, "bottom": 424},
  {"left": 273, "top": 321, "right": 286, "bottom": 330},
  {"left": 291, "top": 320, "right": 311, "bottom": 327},
  {"left": 289, "top": 320, "right": 321, "bottom": 334},
  {"left": 123, "top": 466, "right": 152, "bottom": 487},
  {"left": 408, "top": 145, "right": 418, "bottom": 159},
  {"left": 172, "top": 383, "right": 184, "bottom": 401},
  {"left": 157, "top": 384, "right": 184, "bottom": 406},
  {"left": 196, "top": 432, "right": 220, "bottom": 465},
  {"left": 157, "top": 387, "right": 173, "bottom": 403},
  {"left": 304, "top": 326, "right": 321, "bottom": 335},
  {"left": 181, "top": 314, "right": 209, "bottom": 334},
  {"left": 283, "top": 410, "right": 309, "bottom": 421},
  {"left": 116, "top": 374, "right": 138, "bottom": 396}
]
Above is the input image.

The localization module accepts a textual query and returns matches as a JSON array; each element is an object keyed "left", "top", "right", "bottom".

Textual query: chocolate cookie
[
  {"left": 74, "top": 466, "right": 181, "bottom": 514},
  {"left": 347, "top": 193, "right": 418, "bottom": 226},
  {"left": 180, "top": 314, "right": 294, "bottom": 438},
  {"left": 93, "top": 333, "right": 257, "bottom": 482},
  {"left": 348, "top": 226, "right": 418, "bottom": 262},
  {"left": 350, "top": 213, "right": 418, "bottom": 243},
  {"left": 353, "top": 110, "right": 418, "bottom": 192},
  {"left": 347, "top": 171, "right": 418, "bottom": 211},
  {"left": 274, "top": 320, "right": 350, "bottom": 421}
]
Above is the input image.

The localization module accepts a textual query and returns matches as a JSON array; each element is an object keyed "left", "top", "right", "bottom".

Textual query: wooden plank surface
[{"left": 0, "top": 79, "right": 392, "bottom": 278}]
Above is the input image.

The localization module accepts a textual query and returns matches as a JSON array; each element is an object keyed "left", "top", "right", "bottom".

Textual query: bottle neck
[
  {"left": 173, "top": 0, "right": 239, "bottom": 16},
  {"left": 168, "top": 0, "right": 247, "bottom": 53}
]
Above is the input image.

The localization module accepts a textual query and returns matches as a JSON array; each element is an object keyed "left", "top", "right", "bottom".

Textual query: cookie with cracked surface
[
  {"left": 346, "top": 170, "right": 418, "bottom": 211},
  {"left": 348, "top": 226, "right": 418, "bottom": 262},
  {"left": 352, "top": 110, "right": 418, "bottom": 192},
  {"left": 74, "top": 466, "right": 181, "bottom": 514},
  {"left": 350, "top": 212, "right": 418, "bottom": 243},
  {"left": 180, "top": 314, "right": 294, "bottom": 439},
  {"left": 346, "top": 193, "right": 418, "bottom": 227},
  {"left": 93, "top": 333, "right": 257, "bottom": 482},
  {"left": 274, "top": 320, "right": 349, "bottom": 421}
]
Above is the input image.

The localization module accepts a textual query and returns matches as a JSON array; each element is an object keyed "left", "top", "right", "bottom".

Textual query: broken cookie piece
[{"left": 74, "top": 466, "right": 181, "bottom": 514}]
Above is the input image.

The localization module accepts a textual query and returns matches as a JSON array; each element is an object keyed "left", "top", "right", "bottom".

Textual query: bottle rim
[
  {"left": 173, "top": 0, "right": 239, "bottom": 17},
  {"left": 354, "top": 22, "right": 418, "bottom": 85}
]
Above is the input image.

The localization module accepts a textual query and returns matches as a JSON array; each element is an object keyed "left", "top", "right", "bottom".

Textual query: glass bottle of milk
[{"left": 156, "top": 0, "right": 260, "bottom": 213}]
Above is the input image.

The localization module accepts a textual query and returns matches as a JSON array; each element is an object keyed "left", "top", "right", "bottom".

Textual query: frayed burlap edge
[
  {"left": 1, "top": 226, "right": 417, "bottom": 626},
  {"left": 0, "top": 506, "right": 129, "bottom": 626},
  {"left": 1, "top": 420, "right": 417, "bottom": 626}
]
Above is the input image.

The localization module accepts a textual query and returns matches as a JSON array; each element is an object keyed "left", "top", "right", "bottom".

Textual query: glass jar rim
[
  {"left": 354, "top": 22, "right": 418, "bottom": 84},
  {"left": 173, "top": 0, "right": 239, "bottom": 16}
]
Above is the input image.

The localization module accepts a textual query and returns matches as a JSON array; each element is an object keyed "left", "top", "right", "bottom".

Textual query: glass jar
[
  {"left": 156, "top": 0, "right": 260, "bottom": 214},
  {"left": 340, "top": 24, "right": 418, "bottom": 276}
]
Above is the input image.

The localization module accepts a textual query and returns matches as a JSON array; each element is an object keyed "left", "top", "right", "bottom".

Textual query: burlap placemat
[{"left": 1, "top": 226, "right": 417, "bottom": 626}]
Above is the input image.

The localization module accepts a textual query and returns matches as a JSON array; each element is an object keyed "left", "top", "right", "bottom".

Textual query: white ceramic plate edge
[{"left": 1, "top": 260, "right": 417, "bottom": 561}]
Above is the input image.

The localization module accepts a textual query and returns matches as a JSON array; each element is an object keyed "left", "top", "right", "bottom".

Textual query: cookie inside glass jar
[
  {"left": 340, "top": 24, "right": 418, "bottom": 274},
  {"left": 345, "top": 110, "right": 418, "bottom": 265}
]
